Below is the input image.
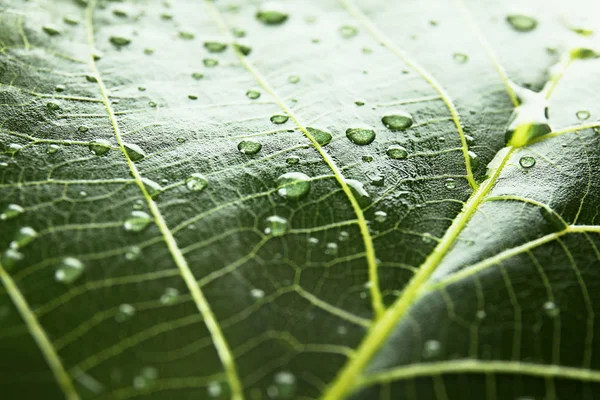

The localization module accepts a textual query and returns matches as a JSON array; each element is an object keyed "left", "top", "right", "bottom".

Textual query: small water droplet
[
  {"left": 133, "top": 367, "right": 158, "bottom": 390},
  {"left": 340, "top": 25, "right": 359, "bottom": 38},
  {"left": 354, "top": 100, "right": 365, "bottom": 106},
  {"left": 42, "top": 24, "right": 61, "bottom": 35},
  {"left": 203, "top": 58, "right": 219, "bottom": 67},
  {"left": 1, "top": 204, "right": 25, "bottom": 220},
  {"left": 382, "top": 112, "right": 413, "bottom": 131},
  {"left": 237, "top": 140, "right": 262, "bottom": 155},
  {"left": 338, "top": 231, "right": 349, "bottom": 242},
  {"left": 160, "top": 12, "right": 173, "bottom": 20},
  {"left": 160, "top": 287, "right": 180, "bottom": 304},
  {"left": 576, "top": 110, "right": 590, "bottom": 120},
  {"left": 78, "top": 125, "right": 89, "bottom": 133},
  {"left": 54, "top": 84, "right": 66, "bottom": 92},
  {"left": 55, "top": 257, "right": 85, "bottom": 284},
  {"left": 346, "top": 128, "right": 376, "bottom": 145},
  {"left": 85, "top": 74, "right": 98, "bottom": 83},
  {"left": 374, "top": 210, "right": 387, "bottom": 223},
  {"left": 422, "top": 340, "right": 442, "bottom": 359},
  {"left": 264, "top": 215, "right": 289, "bottom": 236},
  {"left": 12, "top": 227, "right": 38, "bottom": 249},
  {"left": 207, "top": 381, "right": 231, "bottom": 398},
  {"left": 63, "top": 15, "right": 79, "bottom": 25},
  {"left": 386, "top": 145, "right": 408, "bottom": 159},
  {"left": 368, "top": 172, "right": 385, "bottom": 187},
  {"left": 232, "top": 27, "right": 246, "bottom": 38},
  {"left": 519, "top": 155, "right": 536, "bottom": 168},
  {"left": 285, "top": 156, "right": 300, "bottom": 165},
  {"left": 116, "top": 303, "right": 136, "bottom": 322},
  {"left": 256, "top": 5, "right": 289, "bottom": 25},
  {"left": 46, "top": 144, "right": 60, "bottom": 154},
  {"left": 124, "top": 211, "right": 153, "bottom": 232},
  {"left": 233, "top": 43, "right": 252, "bottom": 56},
  {"left": 270, "top": 371, "right": 296, "bottom": 399},
  {"left": 306, "top": 127, "right": 332, "bottom": 146},
  {"left": 288, "top": 75, "right": 300, "bottom": 84},
  {"left": 123, "top": 143, "right": 146, "bottom": 162},
  {"left": 192, "top": 72, "right": 204, "bottom": 80},
  {"left": 476, "top": 310, "right": 487, "bottom": 320},
  {"left": 204, "top": 41, "right": 227, "bottom": 53},
  {"left": 453, "top": 52, "right": 468, "bottom": 63},
  {"left": 270, "top": 115, "right": 289, "bottom": 124},
  {"left": 110, "top": 35, "right": 131, "bottom": 46},
  {"left": 506, "top": 14, "right": 537, "bottom": 32},
  {"left": 246, "top": 90, "right": 261, "bottom": 99},
  {"left": 308, "top": 237, "right": 319, "bottom": 247},
  {"left": 2, "top": 249, "right": 23, "bottom": 270},
  {"left": 444, "top": 178, "right": 457, "bottom": 189},
  {"left": 47, "top": 100, "right": 61, "bottom": 111},
  {"left": 6, "top": 143, "right": 23, "bottom": 155},
  {"left": 468, "top": 150, "right": 480, "bottom": 168},
  {"left": 89, "top": 139, "right": 111, "bottom": 155},
  {"left": 277, "top": 172, "right": 311, "bottom": 199},
  {"left": 178, "top": 31, "right": 195, "bottom": 40},
  {"left": 250, "top": 288, "right": 265, "bottom": 299},
  {"left": 185, "top": 173, "right": 208, "bottom": 192},
  {"left": 125, "top": 246, "right": 141, "bottom": 260},
  {"left": 543, "top": 301, "right": 559, "bottom": 317},
  {"left": 362, "top": 154, "right": 373, "bottom": 162}
]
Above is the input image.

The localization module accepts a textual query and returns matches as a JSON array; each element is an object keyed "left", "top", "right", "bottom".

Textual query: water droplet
[
  {"left": 308, "top": 237, "right": 319, "bottom": 247},
  {"left": 124, "top": 211, "right": 153, "bottom": 232},
  {"left": 12, "top": 227, "right": 37, "bottom": 249},
  {"left": 92, "top": 49, "right": 103, "bottom": 60},
  {"left": 89, "top": 139, "right": 111, "bottom": 156},
  {"left": 207, "top": 381, "right": 231, "bottom": 398},
  {"left": 338, "top": 231, "right": 349, "bottom": 241},
  {"left": 85, "top": 74, "right": 98, "bottom": 83},
  {"left": 133, "top": 367, "right": 158, "bottom": 390},
  {"left": 264, "top": 215, "right": 289, "bottom": 236},
  {"left": 340, "top": 25, "right": 359, "bottom": 38},
  {"left": 46, "top": 144, "right": 60, "bottom": 154},
  {"left": 42, "top": 24, "right": 61, "bottom": 35},
  {"left": 113, "top": 7, "right": 129, "bottom": 17},
  {"left": 185, "top": 173, "right": 208, "bottom": 192},
  {"left": 178, "top": 31, "right": 195, "bottom": 40},
  {"left": 307, "top": 127, "right": 332, "bottom": 146},
  {"left": 270, "top": 115, "right": 289, "bottom": 124},
  {"left": 250, "top": 288, "right": 265, "bottom": 299},
  {"left": 6, "top": 143, "right": 23, "bottom": 155},
  {"left": 386, "top": 145, "right": 408, "bottom": 159},
  {"left": 286, "top": 156, "right": 300, "bottom": 165},
  {"left": 506, "top": 14, "right": 538, "bottom": 32},
  {"left": 271, "top": 371, "right": 296, "bottom": 399},
  {"left": 570, "top": 47, "right": 600, "bottom": 60},
  {"left": 468, "top": 150, "right": 480, "bottom": 169},
  {"left": 374, "top": 210, "right": 387, "bottom": 223},
  {"left": 47, "top": 100, "right": 61, "bottom": 111},
  {"left": 160, "top": 287, "right": 180, "bottom": 304},
  {"left": 465, "top": 134, "right": 475, "bottom": 146},
  {"left": 246, "top": 90, "right": 261, "bottom": 99},
  {"left": 277, "top": 172, "right": 311, "bottom": 199},
  {"left": 192, "top": 72, "right": 204, "bottom": 80},
  {"left": 288, "top": 75, "right": 300, "bottom": 84},
  {"left": 110, "top": 35, "right": 131, "bottom": 46},
  {"left": 141, "top": 178, "right": 162, "bottom": 196},
  {"left": 125, "top": 246, "right": 141, "bottom": 260},
  {"left": 576, "top": 110, "right": 590, "bottom": 120},
  {"left": 78, "top": 125, "right": 89, "bottom": 133},
  {"left": 54, "top": 84, "right": 66, "bottom": 92},
  {"left": 116, "top": 303, "right": 136, "bottom": 322},
  {"left": 204, "top": 41, "right": 227, "bottom": 53},
  {"left": 346, "top": 128, "right": 376, "bottom": 145},
  {"left": 476, "top": 310, "right": 487, "bottom": 320},
  {"left": 256, "top": 5, "right": 289, "bottom": 25},
  {"left": 63, "top": 15, "right": 79, "bottom": 25},
  {"left": 453, "top": 52, "right": 468, "bottom": 63},
  {"left": 160, "top": 12, "right": 173, "bottom": 20},
  {"left": 55, "top": 257, "right": 85, "bottom": 284},
  {"left": 1, "top": 204, "right": 25, "bottom": 220},
  {"left": 203, "top": 58, "right": 218, "bottom": 67},
  {"left": 382, "top": 112, "right": 414, "bottom": 131},
  {"left": 543, "top": 301, "right": 560, "bottom": 317},
  {"left": 517, "top": 155, "right": 536, "bottom": 169},
  {"left": 232, "top": 27, "right": 246, "bottom": 38},
  {"left": 368, "top": 172, "right": 385, "bottom": 187},
  {"left": 444, "top": 178, "right": 457, "bottom": 189},
  {"left": 354, "top": 100, "right": 365, "bottom": 106},
  {"left": 345, "top": 179, "right": 370, "bottom": 206},
  {"left": 422, "top": 340, "right": 442, "bottom": 359},
  {"left": 2, "top": 249, "right": 23, "bottom": 270},
  {"left": 362, "top": 154, "right": 373, "bottom": 162},
  {"left": 233, "top": 43, "right": 252, "bottom": 56},
  {"left": 237, "top": 140, "right": 262, "bottom": 155},
  {"left": 123, "top": 143, "right": 146, "bottom": 162}
]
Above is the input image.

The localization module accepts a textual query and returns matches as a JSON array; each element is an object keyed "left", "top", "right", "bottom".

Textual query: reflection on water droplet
[
  {"left": 124, "top": 211, "right": 153, "bottom": 232},
  {"left": 444, "top": 178, "right": 456, "bottom": 189},
  {"left": 116, "top": 303, "right": 136, "bottom": 322},
  {"left": 89, "top": 139, "right": 111, "bottom": 155},
  {"left": 12, "top": 227, "right": 37, "bottom": 249},
  {"left": 386, "top": 145, "right": 408, "bottom": 159},
  {"left": 506, "top": 14, "right": 537, "bottom": 32},
  {"left": 250, "top": 288, "right": 265, "bottom": 299},
  {"left": 1, "top": 204, "right": 25, "bottom": 220},
  {"left": 55, "top": 257, "right": 85, "bottom": 284},
  {"left": 186, "top": 173, "right": 208, "bottom": 192},
  {"left": 277, "top": 172, "right": 311, "bottom": 199},
  {"left": 346, "top": 128, "right": 376, "bottom": 145},
  {"left": 246, "top": 90, "right": 261, "bottom": 99},
  {"left": 123, "top": 143, "right": 146, "bottom": 162},
  {"left": 160, "top": 288, "right": 180, "bottom": 304},
  {"left": 576, "top": 110, "right": 591, "bottom": 120},
  {"left": 264, "top": 215, "right": 289, "bottom": 236},
  {"left": 422, "top": 340, "right": 442, "bottom": 359},
  {"left": 543, "top": 301, "right": 559, "bottom": 317},
  {"left": 270, "top": 115, "right": 289, "bottom": 124},
  {"left": 237, "top": 140, "right": 262, "bottom": 155},
  {"left": 307, "top": 127, "right": 332, "bottom": 146},
  {"left": 340, "top": 25, "right": 359, "bottom": 38},
  {"left": 382, "top": 112, "right": 413, "bottom": 131}
]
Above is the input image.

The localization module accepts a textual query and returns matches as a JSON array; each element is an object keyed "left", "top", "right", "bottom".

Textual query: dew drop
[
  {"left": 125, "top": 246, "right": 141, "bottom": 260},
  {"left": 12, "top": 227, "right": 37, "bottom": 249},
  {"left": 286, "top": 156, "right": 300, "bottom": 165},
  {"left": 207, "top": 381, "right": 231, "bottom": 398},
  {"left": 47, "top": 144, "right": 60, "bottom": 154},
  {"left": 192, "top": 72, "right": 204, "bottom": 80},
  {"left": 339, "top": 25, "right": 359, "bottom": 38},
  {"left": 277, "top": 172, "right": 311, "bottom": 199},
  {"left": 250, "top": 288, "right": 265, "bottom": 299},
  {"left": 468, "top": 150, "right": 480, "bottom": 168},
  {"left": 85, "top": 74, "right": 98, "bottom": 83},
  {"left": 354, "top": 100, "right": 365, "bottom": 106},
  {"left": 543, "top": 301, "right": 559, "bottom": 317},
  {"left": 123, "top": 143, "right": 146, "bottom": 162},
  {"left": 55, "top": 257, "right": 85, "bottom": 284},
  {"left": 270, "top": 115, "right": 289, "bottom": 124},
  {"left": 476, "top": 309, "right": 487, "bottom": 320},
  {"left": 506, "top": 14, "right": 538, "bottom": 32},
  {"left": 160, "top": 287, "right": 180, "bottom": 304},
  {"left": 264, "top": 215, "right": 289, "bottom": 236},
  {"left": 444, "top": 178, "right": 457, "bottom": 189},
  {"left": 453, "top": 52, "right": 469, "bottom": 63},
  {"left": 386, "top": 145, "right": 408, "bottom": 159},
  {"left": 288, "top": 75, "right": 300, "bottom": 84},
  {"left": 78, "top": 125, "right": 89, "bottom": 133},
  {"left": 133, "top": 367, "right": 158, "bottom": 390},
  {"left": 382, "top": 112, "right": 413, "bottom": 131},
  {"left": 47, "top": 100, "right": 61, "bottom": 111},
  {"left": 54, "top": 84, "right": 66, "bottom": 92},
  {"left": 361, "top": 154, "right": 373, "bottom": 163},
  {"left": 1, "top": 204, "right": 25, "bottom": 220},
  {"left": 271, "top": 371, "right": 296, "bottom": 399},
  {"left": 519, "top": 155, "right": 536, "bottom": 168},
  {"left": 346, "top": 128, "right": 376, "bottom": 145},
  {"left": 256, "top": 5, "right": 289, "bottom": 25},
  {"left": 308, "top": 237, "right": 319, "bottom": 247},
  {"left": 160, "top": 12, "right": 173, "bottom": 20},
  {"left": 124, "top": 211, "right": 153, "bottom": 232},
  {"left": 422, "top": 339, "right": 442, "bottom": 359},
  {"left": 42, "top": 24, "right": 61, "bottom": 35},
  {"left": 89, "top": 139, "right": 111, "bottom": 155},
  {"left": 374, "top": 210, "right": 387, "bottom": 223},
  {"left": 109, "top": 35, "right": 131, "bottom": 46},
  {"left": 307, "top": 127, "right": 332, "bottom": 146},
  {"left": 185, "top": 173, "right": 208, "bottom": 192},
  {"left": 237, "top": 140, "right": 262, "bottom": 155},
  {"left": 203, "top": 58, "right": 219, "bottom": 67},
  {"left": 63, "top": 15, "right": 79, "bottom": 25},
  {"left": 233, "top": 43, "right": 252, "bottom": 56},
  {"left": 204, "top": 41, "right": 227, "bottom": 53},
  {"left": 116, "top": 303, "right": 136, "bottom": 322},
  {"left": 141, "top": 178, "right": 162, "bottom": 196},
  {"left": 338, "top": 231, "right": 350, "bottom": 241},
  {"left": 232, "top": 27, "right": 246, "bottom": 38},
  {"left": 178, "top": 31, "right": 195, "bottom": 40},
  {"left": 576, "top": 110, "right": 591, "bottom": 120},
  {"left": 246, "top": 90, "right": 261, "bottom": 99}
]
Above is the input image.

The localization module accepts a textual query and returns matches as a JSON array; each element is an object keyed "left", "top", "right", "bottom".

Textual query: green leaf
[{"left": 1, "top": 1, "right": 599, "bottom": 400}]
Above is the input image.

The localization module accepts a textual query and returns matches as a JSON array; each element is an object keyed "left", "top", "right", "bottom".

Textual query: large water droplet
[
  {"left": 11, "top": 227, "right": 37, "bottom": 249},
  {"left": 264, "top": 215, "right": 289, "bottom": 236},
  {"left": 89, "top": 139, "right": 111, "bottom": 155},
  {"left": 519, "top": 155, "right": 536, "bottom": 168},
  {"left": 160, "top": 288, "right": 180, "bottom": 304},
  {"left": 270, "top": 115, "right": 289, "bottom": 124},
  {"left": 185, "top": 173, "right": 208, "bottom": 192},
  {"left": 1, "top": 204, "right": 25, "bottom": 220},
  {"left": 123, "top": 143, "right": 146, "bottom": 162},
  {"left": 277, "top": 172, "right": 311, "bottom": 199},
  {"left": 307, "top": 127, "right": 332, "bottom": 146},
  {"left": 116, "top": 303, "right": 136, "bottom": 322},
  {"left": 506, "top": 14, "right": 538, "bottom": 32},
  {"left": 346, "top": 128, "right": 376, "bottom": 145},
  {"left": 204, "top": 41, "right": 227, "bottom": 53},
  {"left": 237, "top": 140, "right": 262, "bottom": 155},
  {"left": 386, "top": 145, "right": 408, "bottom": 159},
  {"left": 256, "top": 5, "right": 289, "bottom": 25},
  {"left": 55, "top": 257, "right": 85, "bottom": 284},
  {"left": 124, "top": 211, "right": 153, "bottom": 232},
  {"left": 382, "top": 112, "right": 413, "bottom": 131},
  {"left": 110, "top": 35, "right": 131, "bottom": 46}
]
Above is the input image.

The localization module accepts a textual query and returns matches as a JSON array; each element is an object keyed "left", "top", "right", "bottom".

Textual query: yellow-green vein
[{"left": 84, "top": 2, "right": 244, "bottom": 399}]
